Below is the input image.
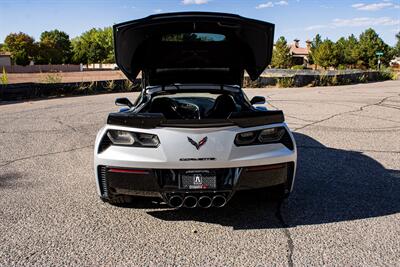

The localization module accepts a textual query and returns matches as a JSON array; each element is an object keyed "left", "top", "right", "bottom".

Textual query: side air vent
[
  {"left": 285, "top": 162, "right": 295, "bottom": 191},
  {"left": 98, "top": 166, "right": 108, "bottom": 198},
  {"left": 98, "top": 134, "right": 112, "bottom": 153},
  {"left": 280, "top": 130, "right": 294, "bottom": 151}
]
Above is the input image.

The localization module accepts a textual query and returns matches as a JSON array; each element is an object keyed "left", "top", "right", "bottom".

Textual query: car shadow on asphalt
[
  {"left": 0, "top": 172, "right": 24, "bottom": 188},
  {"left": 146, "top": 132, "right": 400, "bottom": 229}
]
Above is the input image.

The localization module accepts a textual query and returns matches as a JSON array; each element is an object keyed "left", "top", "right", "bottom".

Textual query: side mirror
[
  {"left": 250, "top": 96, "right": 266, "bottom": 105},
  {"left": 115, "top": 97, "right": 133, "bottom": 108}
]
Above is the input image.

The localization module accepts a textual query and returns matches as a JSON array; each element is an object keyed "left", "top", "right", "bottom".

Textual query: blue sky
[{"left": 0, "top": 0, "right": 399, "bottom": 46}]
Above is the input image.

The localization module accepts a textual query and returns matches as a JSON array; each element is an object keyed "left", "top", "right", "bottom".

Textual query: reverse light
[
  {"left": 106, "top": 130, "right": 160, "bottom": 147},
  {"left": 135, "top": 133, "right": 160, "bottom": 147},
  {"left": 107, "top": 130, "right": 135, "bottom": 145},
  {"left": 235, "top": 131, "right": 257, "bottom": 145},
  {"left": 258, "top": 128, "right": 285, "bottom": 143},
  {"left": 234, "top": 127, "right": 287, "bottom": 146}
]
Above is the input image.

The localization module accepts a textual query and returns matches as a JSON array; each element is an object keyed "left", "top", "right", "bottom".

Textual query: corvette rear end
[{"left": 94, "top": 12, "right": 297, "bottom": 208}]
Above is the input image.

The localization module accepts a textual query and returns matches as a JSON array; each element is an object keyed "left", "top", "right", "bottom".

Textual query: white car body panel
[{"left": 94, "top": 121, "right": 297, "bottom": 196}]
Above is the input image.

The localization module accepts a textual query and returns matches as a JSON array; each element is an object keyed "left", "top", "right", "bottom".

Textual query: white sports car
[{"left": 94, "top": 12, "right": 297, "bottom": 208}]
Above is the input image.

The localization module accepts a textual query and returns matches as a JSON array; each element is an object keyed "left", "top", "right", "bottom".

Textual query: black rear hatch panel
[{"left": 113, "top": 12, "right": 275, "bottom": 87}]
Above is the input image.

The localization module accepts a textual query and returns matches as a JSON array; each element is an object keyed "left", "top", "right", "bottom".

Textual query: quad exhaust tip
[
  {"left": 168, "top": 194, "right": 227, "bottom": 208},
  {"left": 168, "top": 195, "right": 183, "bottom": 208},
  {"left": 212, "top": 195, "right": 227, "bottom": 208},
  {"left": 183, "top": 195, "right": 198, "bottom": 208},
  {"left": 198, "top": 196, "right": 212, "bottom": 208}
]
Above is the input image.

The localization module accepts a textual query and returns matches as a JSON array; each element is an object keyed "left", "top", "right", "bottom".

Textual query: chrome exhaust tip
[
  {"left": 198, "top": 196, "right": 212, "bottom": 208},
  {"left": 212, "top": 195, "right": 227, "bottom": 208},
  {"left": 183, "top": 195, "right": 198, "bottom": 208},
  {"left": 168, "top": 195, "right": 183, "bottom": 208}
]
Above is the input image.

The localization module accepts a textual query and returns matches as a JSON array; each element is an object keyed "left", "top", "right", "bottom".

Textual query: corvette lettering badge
[{"left": 187, "top": 136, "right": 208, "bottom": 150}]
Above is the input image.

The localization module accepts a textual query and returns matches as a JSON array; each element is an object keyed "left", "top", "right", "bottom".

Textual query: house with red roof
[{"left": 290, "top": 39, "right": 311, "bottom": 66}]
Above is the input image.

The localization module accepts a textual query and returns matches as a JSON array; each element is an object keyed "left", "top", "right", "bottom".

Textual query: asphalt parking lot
[{"left": 1, "top": 80, "right": 399, "bottom": 266}]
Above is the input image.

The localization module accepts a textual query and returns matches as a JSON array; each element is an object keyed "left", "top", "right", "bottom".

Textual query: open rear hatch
[{"left": 113, "top": 12, "right": 275, "bottom": 86}]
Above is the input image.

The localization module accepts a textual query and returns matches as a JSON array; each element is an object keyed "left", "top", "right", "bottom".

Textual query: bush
[
  {"left": 330, "top": 75, "right": 338, "bottom": 86},
  {"left": 1, "top": 67, "right": 8, "bottom": 85},
  {"left": 317, "top": 72, "right": 329, "bottom": 86},
  {"left": 123, "top": 79, "right": 134, "bottom": 91},
  {"left": 291, "top": 65, "right": 306, "bottom": 70},
  {"left": 105, "top": 80, "right": 116, "bottom": 92},
  {"left": 377, "top": 70, "right": 397, "bottom": 81},
  {"left": 277, "top": 77, "right": 295, "bottom": 87},
  {"left": 41, "top": 72, "right": 62, "bottom": 84},
  {"left": 358, "top": 73, "right": 367, "bottom": 83},
  {"left": 77, "top": 81, "right": 96, "bottom": 94}
]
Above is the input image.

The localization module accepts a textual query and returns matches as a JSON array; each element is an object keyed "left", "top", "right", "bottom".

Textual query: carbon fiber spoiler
[{"left": 107, "top": 110, "right": 284, "bottom": 129}]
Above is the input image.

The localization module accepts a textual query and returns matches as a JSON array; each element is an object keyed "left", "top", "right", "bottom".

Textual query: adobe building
[{"left": 290, "top": 39, "right": 311, "bottom": 66}]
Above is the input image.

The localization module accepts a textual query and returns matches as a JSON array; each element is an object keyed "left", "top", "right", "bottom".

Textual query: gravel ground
[{"left": 1, "top": 80, "right": 399, "bottom": 266}]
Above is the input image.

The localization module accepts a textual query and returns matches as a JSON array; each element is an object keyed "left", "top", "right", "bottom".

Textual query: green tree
[
  {"left": 271, "top": 36, "right": 292, "bottom": 68},
  {"left": 335, "top": 34, "right": 359, "bottom": 68},
  {"left": 71, "top": 27, "right": 114, "bottom": 64},
  {"left": 71, "top": 37, "right": 87, "bottom": 64},
  {"left": 357, "top": 28, "right": 391, "bottom": 69},
  {"left": 2, "top": 32, "right": 38, "bottom": 65},
  {"left": 309, "top": 34, "right": 322, "bottom": 67},
  {"left": 99, "top": 27, "right": 114, "bottom": 63},
  {"left": 312, "top": 39, "right": 338, "bottom": 69},
  {"left": 37, "top": 30, "right": 72, "bottom": 64},
  {"left": 394, "top": 32, "right": 400, "bottom": 57}
]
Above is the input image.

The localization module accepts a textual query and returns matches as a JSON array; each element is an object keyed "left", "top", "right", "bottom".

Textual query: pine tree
[
  {"left": 357, "top": 28, "right": 391, "bottom": 69},
  {"left": 309, "top": 34, "right": 322, "bottom": 68},
  {"left": 271, "top": 36, "right": 292, "bottom": 68},
  {"left": 394, "top": 32, "right": 400, "bottom": 57},
  {"left": 335, "top": 34, "right": 359, "bottom": 68},
  {"left": 312, "top": 39, "right": 338, "bottom": 69}
]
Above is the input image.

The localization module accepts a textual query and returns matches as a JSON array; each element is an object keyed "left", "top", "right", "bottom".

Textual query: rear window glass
[{"left": 161, "top": 33, "right": 226, "bottom": 42}]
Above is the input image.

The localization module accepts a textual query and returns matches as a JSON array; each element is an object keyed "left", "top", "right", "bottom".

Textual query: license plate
[{"left": 180, "top": 170, "right": 217, "bottom": 189}]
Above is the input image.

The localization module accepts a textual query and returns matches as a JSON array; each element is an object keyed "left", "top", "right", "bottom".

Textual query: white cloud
[
  {"left": 275, "top": 0, "right": 289, "bottom": 5},
  {"left": 122, "top": 5, "right": 137, "bottom": 9},
  {"left": 182, "top": 0, "right": 209, "bottom": 5},
  {"left": 256, "top": 1, "right": 274, "bottom": 9},
  {"left": 256, "top": 0, "right": 289, "bottom": 9},
  {"left": 153, "top": 9, "right": 163, "bottom": 13},
  {"left": 352, "top": 2, "right": 393, "bottom": 11},
  {"left": 332, "top": 17, "right": 400, "bottom": 27},
  {"left": 305, "top": 16, "right": 400, "bottom": 31},
  {"left": 305, "top": 25, "right": 328, "bottom": 31},
  {"left": 352, "top": 3, "right": 365, "bottom": 8}
]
